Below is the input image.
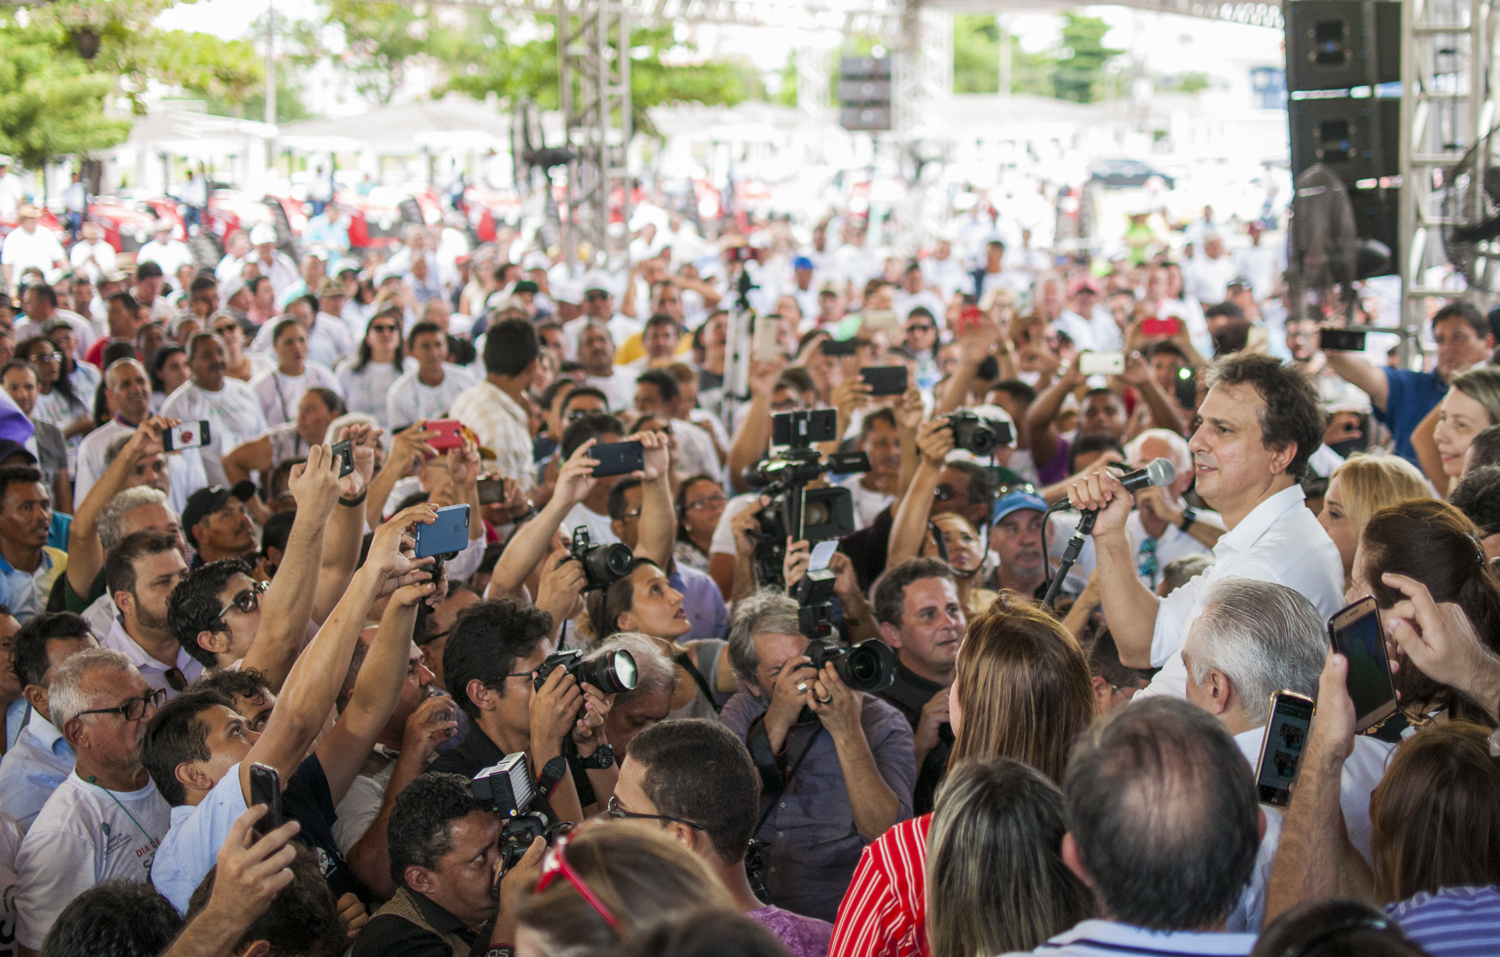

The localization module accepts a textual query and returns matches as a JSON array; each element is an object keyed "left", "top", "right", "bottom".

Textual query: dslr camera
[
  {"left": 569, "top": 527, "right": 633, "bottom": 591},
  {"left": 943, "top": 411, "right": 1013, "bottom": 457},
  {"left": 472, "top": 752, "right": 570, "bottom": 868},
  {"left": 533, "top": 648, "right": 639, "bottom": 694},
  {"left": 807, "top": 637, "right": 896, "bottom": 694},
  {"left": 744, "top": 409, "right": 869, "bottom": 588}
]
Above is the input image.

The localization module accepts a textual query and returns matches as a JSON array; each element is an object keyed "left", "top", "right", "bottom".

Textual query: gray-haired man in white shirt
[{"left": 1066, "top": 353, "right": 1345, "bottom": 700}]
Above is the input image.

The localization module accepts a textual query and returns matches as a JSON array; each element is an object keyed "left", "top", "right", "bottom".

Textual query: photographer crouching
[{"left": 720, "top": 590, "right": 916, "bottom": 922}]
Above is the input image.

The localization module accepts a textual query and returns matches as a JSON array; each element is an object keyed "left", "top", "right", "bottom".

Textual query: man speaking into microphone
[{"left": 1065, "top": 353, "right": 1344, "bottom": 700}]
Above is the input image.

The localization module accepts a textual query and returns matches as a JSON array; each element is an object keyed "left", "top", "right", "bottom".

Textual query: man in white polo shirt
[
  {"left": 1065, "top": 353, "right": 1344, "bottom": 700},
  {"left": 159, "top": 332, "right": 266, "bottom": 487}
]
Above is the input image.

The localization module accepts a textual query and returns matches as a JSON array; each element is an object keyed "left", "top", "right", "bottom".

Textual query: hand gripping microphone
[{"left": 1040, "top": 457, "right": 1178, "bottom": 607}]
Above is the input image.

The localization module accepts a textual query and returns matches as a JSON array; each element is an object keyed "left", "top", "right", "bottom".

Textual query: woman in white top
[
  {"left": 208, "top": 312, "right": 269, "bottom": 383},
  {"left": 248, "top": 317, "right": 344, "bottom": 428},
  {"left": 148, "top": 343, "right": 190, "bottom": 415},
  {"left": 336, "top": 307, "right": 414, "bottom": 430},
  {"left": 18, "top": 336, "right": 91, "bottom": 476},
  {"left": 222, "top": 387, "right": 347, "bottom": 484}
]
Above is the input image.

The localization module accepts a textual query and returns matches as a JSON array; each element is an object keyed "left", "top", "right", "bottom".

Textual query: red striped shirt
[{"left": 829, "top": 814, "right": 932, "bottom": 957}]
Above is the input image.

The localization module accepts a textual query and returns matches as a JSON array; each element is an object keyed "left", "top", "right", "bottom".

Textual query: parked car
[{"left": 1089, "top": 159, "right": 1177, "bottom": 190}]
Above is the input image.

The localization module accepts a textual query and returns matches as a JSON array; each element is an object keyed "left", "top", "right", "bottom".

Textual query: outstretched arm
[
  {"left": 1026, "top": 356, "right": 1086, "bottom": 472},
  {"left": 1322, "top": 349, "right": 1390, "bottom": 412},
  {"left": 311, "top": 423, "right": 383, "bottom": 626},
  {"left": 633, "top": 430, "right": 674, "bottom": 568},
  {"left": 66, "top": 415, "right": 175, "bottom": 598},
  {"left": 727, "top": 358, "right": 785, "bottom": 494},
  {"left": 887, "top": 421, "right": 953, "bottom": 570},
  {"left": 487, "top": 442, "right": 599, "bottom": 601}
]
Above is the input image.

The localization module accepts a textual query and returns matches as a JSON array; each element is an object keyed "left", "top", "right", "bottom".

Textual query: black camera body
[
  {"left": 569, "top": 527, "right": 633, "bottom": 591},
  {"left": 472, "top": 753, "right": 570, "bottom": 869},
  {"left": 746, "top": 410, "right": 869, "bottom": 588},
  {"left": 807, "top": 638, "right": 897, "bottom": 693},
  {"left": 533, "top": 648, "right": 639, "bottom": 695},
  {"left": 944, "top": 411, "right": 1013, "bottom": 457}
]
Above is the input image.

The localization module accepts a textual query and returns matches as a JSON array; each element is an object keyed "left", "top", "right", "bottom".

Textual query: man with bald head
[{"left": 73, "top": 360, "right": 205, "bottom": 515}]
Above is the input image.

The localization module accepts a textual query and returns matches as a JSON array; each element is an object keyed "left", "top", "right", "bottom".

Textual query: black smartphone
[
  {"left": 1173, "top": 366, "right": 1198, "bottom": 410},
  {"left": 477, "top": 477, "right": 506, "bottom": 505},
  {"left": 249, "top": 762, "right": 283, "bottom": 837},
  {"left": 1328, "top": 596, "right": 1399, "bottom": 732},
  {"left": 1255, "top": 690, "right": 1315, "bottom": 807},
  {"left": 414, "top": 504, "right": 471, "bottom": 558},
  {"left": 821, "top": 338, "right": 857, "bottom": 357},
  {"left": 163, "top": 420, "right": 211, "bottom": 452},
  {"left": 590, "top": 440, "right": 644, "bottom": 478},
  {"left": 860, "top": 366, "right": 908, "bottom": 396},
  {"left": 330, "top": 440, "right": 355, "bottom": 477},
  {"left": 1319, "top": 328, "right": 1367, "bottom": 352}
]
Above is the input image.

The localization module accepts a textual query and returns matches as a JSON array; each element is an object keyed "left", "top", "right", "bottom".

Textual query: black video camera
[
  {"left": 471, "top": 752, "right": 570, "bottom": 869},
  {"left": 533, "top": 648, "right": 639, "bottom": 694},
  {"left": 807, "top": 638, "right": 897, "bottom": 693},
  {"left": 569, "top": 527, "right": 633, "bottom": 591},
  {"left": 943, "top": 411, "right": 1013, "bottom": 457},
  {"left": 744, "top": 409, "right": 868, "bottom": 588}
]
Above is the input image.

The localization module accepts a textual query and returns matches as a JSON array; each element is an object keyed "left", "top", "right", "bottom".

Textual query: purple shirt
[
  {"left": 749, "top": 904, "right": 834, "bottom": 957},
  {"left": 1036, "top": 433, "right": 1072, "bottom": 485},
  {"left": 670, "top": 563, "right": 729, "bottom": 640},
  {"left": 720, "top": 691, "right": 916, "bottom": 923}
]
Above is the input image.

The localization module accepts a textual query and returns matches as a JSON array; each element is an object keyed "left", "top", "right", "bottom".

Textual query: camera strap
[
  {"left": 747, "top": 713, "right": 823, "bottom": 835},
  {"left": 674, "top": 652, "right": 722, "bottom": 714}
]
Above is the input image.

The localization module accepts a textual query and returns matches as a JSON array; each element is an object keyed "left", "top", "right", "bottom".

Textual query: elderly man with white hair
[
  {"left": 1181, "top": 576, "right": 1394, "bottom": 930},
  {"left": 1056, "top": 428, "right": 1224, "bottom": 593}
]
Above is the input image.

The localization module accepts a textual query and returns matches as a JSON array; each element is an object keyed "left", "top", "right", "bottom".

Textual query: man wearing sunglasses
[
  {"left": 14, "top": 648, "right": 169, "bottom": 953},
  {"left": 615, "top": 718, "right": 835, "bottom": 954}
]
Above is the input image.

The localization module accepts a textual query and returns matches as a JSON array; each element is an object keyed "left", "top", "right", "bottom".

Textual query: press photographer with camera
[
  {"left": 720, "top": 589, "right": 916, "bottom": 922},
  {"left": 428, "top": 598, "right": 616, "bottom": 824},
  {"left": 352, "top": 772, "right": 546, "bottom": 957}
]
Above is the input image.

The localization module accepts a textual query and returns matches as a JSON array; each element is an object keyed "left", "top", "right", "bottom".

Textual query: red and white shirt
[{"left": 829, "top": 813, "right": 932, "bottom": 957}]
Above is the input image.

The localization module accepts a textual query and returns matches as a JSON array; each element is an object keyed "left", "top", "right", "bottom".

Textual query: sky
[{"left": 154, "top": 0, "right": 1285, "bottom": 89}]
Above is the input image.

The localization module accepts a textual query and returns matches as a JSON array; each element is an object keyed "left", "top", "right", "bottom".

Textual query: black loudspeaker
[
  {"left": 1286, "top": 1, "right": 1401, "bottom": 92},
  {"left": 1289, "top": 96, "right": 1399, "bottom": 183},
  {"left": 839, "top": 56, "right": 893, "bottom": 132}
]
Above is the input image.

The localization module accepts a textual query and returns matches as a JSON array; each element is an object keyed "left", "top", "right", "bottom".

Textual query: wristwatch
[
  {"left": 577, "top": 743, "right": 616, "bottom": 770},
  {"left": 1179, "top": 507, "right": 1197, "bottom": 533}
]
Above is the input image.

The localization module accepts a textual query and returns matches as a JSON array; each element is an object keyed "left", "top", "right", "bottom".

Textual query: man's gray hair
[
  {"left": 589, "top": 632, "right": 675, "bottom": 701},
  {"left": 727, "top": 589, "right": 802, "bottom": 686},
  {"left": 48, "top": 648, "right": 136, "bottom": 731},
  {"left": 1183, "top": 577, "right": 1326, "bottom": 726},
  {"left": 98, "top": 487, "right": 172, "bottom": 552}
]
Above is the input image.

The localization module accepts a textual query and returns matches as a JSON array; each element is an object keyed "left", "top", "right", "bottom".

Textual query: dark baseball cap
[
  {"left": 0, "top": 440, "right": 36, "bottom": 466},
  {"left": 181, "top": 481, "right": 257, "bottom": 545}
]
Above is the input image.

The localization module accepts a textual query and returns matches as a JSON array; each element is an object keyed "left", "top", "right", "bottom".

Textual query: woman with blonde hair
[
  {"left": 514, "top": 822, "right": 733, "bottom": 957},
  {"left": 1318, "top": 452, "right": 1433, "bottom": 586},
  {"left": 828, "top": 598, "right": 1095, "bottom": 957},
  {"left": 1429, "top": 366, "right": 1500, "bottom": 493}
]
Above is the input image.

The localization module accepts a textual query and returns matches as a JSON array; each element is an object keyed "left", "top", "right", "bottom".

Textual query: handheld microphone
[{"left": 1117, "top": 457, "right": 1178, "bottom": 493}]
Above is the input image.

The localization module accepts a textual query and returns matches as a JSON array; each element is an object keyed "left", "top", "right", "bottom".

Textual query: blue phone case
[{"left": 415, "top": 504, "right": 470, "bottom": 558}]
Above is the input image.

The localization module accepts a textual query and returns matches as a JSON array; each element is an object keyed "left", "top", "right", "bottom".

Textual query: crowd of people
[{"left": 0, "top": 194, "right": 1494, "bottom": 957}]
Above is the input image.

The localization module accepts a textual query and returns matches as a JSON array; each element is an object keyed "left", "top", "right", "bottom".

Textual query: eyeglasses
[
  {"left": 605, "top": 795, "right": 706, "bottom": 830},
  {"left": 29, "top": 352, "right": 60, "bottom": 364},
  {"left": 995, "top": 482, "right": 1038, "bottom": 499},
  {"left": 535, "top": 835, "right": 620, "bottom": 929},
  {"left": 212, "top": 325, "right": 238, "bottom": 336},
  {"left": 621, "top": 508, "right": 642, "bottom": 521},
  {"left": 585, "top": 291, "right": 611, "bottom": 302},
  {"left": 684, "top": 494, "right": 727, "bottom": 512},
  {"left": 216, "top": 579, "right": 270, "bottom": 623},
  {"left": 907, "top": 324, "right": 935, "bottom": 333},
  {"left": 566, "top": 409, "right": 598, "bottom": 421},
  {"left": 370, "top": 324, "right": 400, "bottom": 333},
  {"left": 75, "top": 688, "right": 167, "bottom": 722}
]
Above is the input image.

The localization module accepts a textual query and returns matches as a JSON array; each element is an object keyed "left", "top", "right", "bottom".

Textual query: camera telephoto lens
[
  {"left": 580, "top": 649, "right": 638, "bottom": 695},
  {"left": 806, "top": 639, "right": 896, "bottom": 694},
  {"left": 586, "top": 542, "right": 634, "bottom": 585}
]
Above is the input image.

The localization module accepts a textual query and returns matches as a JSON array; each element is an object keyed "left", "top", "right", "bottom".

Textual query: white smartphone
[
  {"left": 861, "top": 309, "right": 900, "bottom": 334},
  {"left": 163, "top": 420, "right": 212, "bottom": 452},
  {"left": 753, "top": 316, "right": 781, "bottom": 361},
  {"left": 1080, "top": 352, "right": 1125, "bottom": 376}
]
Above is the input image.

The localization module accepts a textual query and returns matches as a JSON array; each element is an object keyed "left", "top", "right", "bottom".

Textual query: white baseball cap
[{"left": 248, "top": 223, "right": 277, "bottom": 246}]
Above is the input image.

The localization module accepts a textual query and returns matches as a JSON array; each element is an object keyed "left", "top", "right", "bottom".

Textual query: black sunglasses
[
  {"left": 76, "top": 688, "right": 167, "bottom": 722},
  {"left": 216, "top": 579, "right": 270, "bottom": 623}
]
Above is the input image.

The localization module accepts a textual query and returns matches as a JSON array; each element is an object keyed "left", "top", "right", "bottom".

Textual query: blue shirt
[
  {"left": 1374, "top": 367, "right": 1449, "bottom": 464},
  {"left": 5, "top": 697, "right": 24, "bottom": 750},
  {"left": 0, "top": 708, "right": 74, "bottom": 831},
  {"left": 669, "top": 563, "right": 729, "bottom": 641},
  {"left": 1003, "top": 919, "right": 1255, "bottom": 956},
  {"left": 46, "top": 512, "right": 69, "bottom": 553},
  {"left": 1388, "top": 886, "right": 1500, "bottom": 957}
]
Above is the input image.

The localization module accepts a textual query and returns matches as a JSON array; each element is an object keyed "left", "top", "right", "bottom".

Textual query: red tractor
[
  {"left": 85, "top": 196, "right": 171, "bottom": 255},
  {"left": 195, "top": 189, "right": 300, "bottom": 266}
]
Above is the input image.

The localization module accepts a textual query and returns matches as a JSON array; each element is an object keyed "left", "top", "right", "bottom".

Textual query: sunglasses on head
[
  {"left": 535, "top": 835, "right": 619, "bottom": 929},
  {"left": 216, "top": 579, "right": 270, "bottom": 623}
]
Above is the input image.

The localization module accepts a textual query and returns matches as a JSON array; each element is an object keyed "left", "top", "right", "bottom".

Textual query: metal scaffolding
[
  {"left": 556, "top": 0, "right": 633, "bottom": 265},
  {"left": 1399, "top": 0, "right": 1497, "bottom": 357}
]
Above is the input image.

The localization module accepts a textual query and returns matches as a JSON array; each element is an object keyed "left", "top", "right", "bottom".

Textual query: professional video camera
[
  {"left": 807, "top": 637, "right": 896, "bottom": 693},
  {"left": 942, "top": 410, "right": 1014, "bottom": 457},
  {"left": 569, "top": 527, "right": 633, "bottom": 591},
  {"left": 472, "top": 752, "right": 570, "bottom": 868},
  {"left": 533, "top": 648, "right": 639, "bottom": 694},
  {"left": 743, "top": 409, "right": 869, "bottom": 588}
]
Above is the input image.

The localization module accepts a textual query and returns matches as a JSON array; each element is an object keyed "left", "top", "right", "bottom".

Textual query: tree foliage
[
  {"left": 1052, "top": 13, "right": 1122, "bottom": 103},
  {"left": 953, "top": 12, "right": 1119, "bottom": 102},
  {"left": 0, "top": 23, "right": 130, "bottom": 169}
]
